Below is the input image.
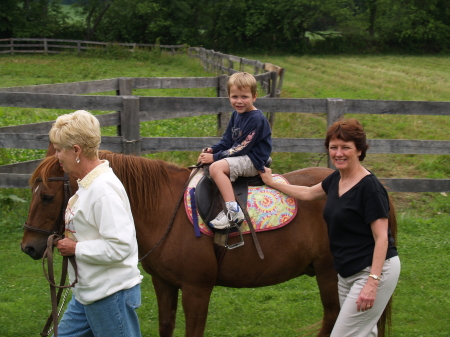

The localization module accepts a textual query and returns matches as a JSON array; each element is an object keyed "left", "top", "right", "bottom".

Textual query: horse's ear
[{"left": 46, "top": 142, "right": 56, "bottom": 157}]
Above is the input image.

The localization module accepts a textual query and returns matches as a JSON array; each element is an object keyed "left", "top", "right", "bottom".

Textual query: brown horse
[{"left": 21, "top": 149, "right": 341, "bottom": 336}]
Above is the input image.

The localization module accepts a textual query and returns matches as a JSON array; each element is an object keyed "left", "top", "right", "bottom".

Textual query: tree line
[{"left": 1, "top": 0, "right": 449, "bottom": 54}]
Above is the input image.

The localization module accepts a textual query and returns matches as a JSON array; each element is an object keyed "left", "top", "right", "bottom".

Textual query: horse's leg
[
  {"left": 152, "top": 276, "right": 179, "bottom": 337},
  {"left": 181, "top": 284, "right": 214, "bottom": 337},
  {"left": 313, "top": 256, "right": 340, "bottom": 337}
]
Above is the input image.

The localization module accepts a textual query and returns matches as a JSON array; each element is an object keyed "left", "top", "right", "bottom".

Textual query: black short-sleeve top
[{"left": 321, "top": 170, "right": 398, "bottom": 278}]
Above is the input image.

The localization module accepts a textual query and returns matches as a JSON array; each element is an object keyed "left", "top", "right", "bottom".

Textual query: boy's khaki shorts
[{"left": 223, "top": 155, "right": 258, "bottom": 182}]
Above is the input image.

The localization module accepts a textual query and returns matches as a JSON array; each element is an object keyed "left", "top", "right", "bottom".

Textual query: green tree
[
  {"left": 0, "top": 0, "right": 21, "bottom": 38},
  {"left": 205, "top": 0, "right": 354, "bottom": 53},
  {"left": 73, "top": 0, "right": 115, "bottom": 40},
  {"left": 0, "top": 0, "right": 69, "bottom": 38},
  {"left": 91, "top": 0, "right": 207, "bottom": 44},
  {"left": 376, "top": 0, "right": 450, "bottom": 52},
  {"left": 335, "top": 0, "right": 450, "bottom": 52}
]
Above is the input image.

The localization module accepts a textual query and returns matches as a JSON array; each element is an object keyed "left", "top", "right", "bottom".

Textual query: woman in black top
[{"left": 259, "top": 119, "right": 400, "bottom": 337}]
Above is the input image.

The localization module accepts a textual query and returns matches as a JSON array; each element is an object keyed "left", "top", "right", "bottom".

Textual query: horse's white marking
[{"left": 34, "top": 185, "right": 39, "bottom": 194}]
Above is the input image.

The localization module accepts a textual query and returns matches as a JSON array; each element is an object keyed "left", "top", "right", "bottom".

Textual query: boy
[{"left": 198, "top": 72, "right": 272, "bottom": 229}]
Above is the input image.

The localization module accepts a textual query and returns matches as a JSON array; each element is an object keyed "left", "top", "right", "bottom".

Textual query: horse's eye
[{"left": 42, "top": 195, "right": 54, "bottom": 204}]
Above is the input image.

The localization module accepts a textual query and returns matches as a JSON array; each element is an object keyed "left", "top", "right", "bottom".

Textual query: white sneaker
[{"left": 210, "top": 203, "right": 245, "bottom": 229}]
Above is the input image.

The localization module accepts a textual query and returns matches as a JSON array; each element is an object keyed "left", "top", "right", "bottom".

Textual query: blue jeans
[{"left": 55, "top": 284, "right": 142, "bottom": 337}]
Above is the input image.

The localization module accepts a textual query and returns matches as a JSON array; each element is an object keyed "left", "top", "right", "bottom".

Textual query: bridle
[
  {"left": 23, "top": 172, "right": 76, "bottom": 337},
  {"left": 23, "top": 173, "right": 72, "bottom": 237}
]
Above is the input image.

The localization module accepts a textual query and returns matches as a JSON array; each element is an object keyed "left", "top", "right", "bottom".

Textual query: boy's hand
[
  {"left": 198, "top": 153, "right": 214, "bottom": 164},
  {"left": 202, "top": 148, "right": 213, "bottom": 153}
]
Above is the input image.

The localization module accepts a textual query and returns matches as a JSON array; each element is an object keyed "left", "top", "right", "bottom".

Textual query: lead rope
[{"left": 40, "top": 234, "right": 78, "bottom": 337}]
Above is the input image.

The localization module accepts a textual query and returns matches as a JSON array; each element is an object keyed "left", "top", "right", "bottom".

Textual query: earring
[{"left": 76, "top": 157, "right": 80, "bottom": 164}]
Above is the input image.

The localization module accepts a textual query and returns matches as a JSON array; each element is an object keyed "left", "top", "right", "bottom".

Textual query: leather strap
[
  {"left": 41, "top": 234, "right": 78, "bottom": 337},
  {"left": 139, "top": 165, "right": 202, "bottom": 262},
  {"left": 235, "top": 195, "right": 264, "bottom": 260}
]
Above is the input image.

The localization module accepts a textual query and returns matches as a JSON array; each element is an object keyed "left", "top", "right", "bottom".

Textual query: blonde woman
[{"left": 50, "top": 110, "right": 142, "bottom": 337}]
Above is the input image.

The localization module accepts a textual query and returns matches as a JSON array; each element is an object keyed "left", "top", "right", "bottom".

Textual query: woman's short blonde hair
[
  {"left": 227, "top": 72, "right": 258, "bottom": 97},
  {"left": 49, "top": 110, "right": 101, "bottom": 159}
]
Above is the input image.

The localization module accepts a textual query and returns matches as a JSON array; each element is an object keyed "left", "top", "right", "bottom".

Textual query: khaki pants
[
  {"left": 223, "top": 155, "right": 258, "bottom": 182},
  {"left": 331, "top": 256, "right": 401, "bottom": 337}
]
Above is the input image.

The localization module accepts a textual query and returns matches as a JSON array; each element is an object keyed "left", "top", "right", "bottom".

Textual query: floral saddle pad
[{"left": 184, "top": 169, "right": 298, "bottom": 237}]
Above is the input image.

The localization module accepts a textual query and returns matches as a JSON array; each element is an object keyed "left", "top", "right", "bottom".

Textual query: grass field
[{"left": 0, "top": 52, "right": 449, "bottom": 336}]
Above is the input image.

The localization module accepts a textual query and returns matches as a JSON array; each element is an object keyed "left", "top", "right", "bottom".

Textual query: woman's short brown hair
[{"left": 325, "top": 118, "right": 369, "bottom": 161}]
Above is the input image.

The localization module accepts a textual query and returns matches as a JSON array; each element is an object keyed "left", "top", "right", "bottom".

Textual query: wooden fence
[
  {"left": 0, "top": 77, "right": 449, "bottom": 192},
  {"left": 0, "top": 38, "right": 285, "bottom": 102},
  {"left": 188, "top": 47, "right": 284, "bottom": 98},
  {"left": 0, "top": 38, "right": 187, "bottom": 55}
]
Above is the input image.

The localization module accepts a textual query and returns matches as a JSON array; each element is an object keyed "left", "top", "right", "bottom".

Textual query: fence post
[
  {"left": 43, "top": 38, "right": 48, "bottom": 54},
  {"left": 10, "top": 38, "right": 14, "bottom": 54},
  {"left": 120, "top": 96, "right": 141, "bottom": 155},
  {"left": 326, "top": 98, "right": 346, "bottom": 168},
  {"left": 118, "top": 77, "right": 133, "bottom": 95},
  {"left": 267, "top": 71, "right": 278, "bottom": 127},
  {"left": 228, "top": 59, "right": 234, "bottom": 75},
  {"left": 116, "top": 78, "right": 133, "bottom": 140},
  {"left": 276, "top": 68, "right": 284, "bottom": 98},
  {"left": 217, "top": 74, "right": 230, "bottom": 135}
]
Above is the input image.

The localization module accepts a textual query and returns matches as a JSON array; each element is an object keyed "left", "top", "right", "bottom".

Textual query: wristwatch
[{"left": 369, "top": 274, "right": 381, "bottom": 281}]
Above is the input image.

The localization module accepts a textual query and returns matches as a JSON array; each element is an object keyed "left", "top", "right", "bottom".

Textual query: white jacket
[{"left": 65, "top": 160, "right": 142, "bottom": 305}]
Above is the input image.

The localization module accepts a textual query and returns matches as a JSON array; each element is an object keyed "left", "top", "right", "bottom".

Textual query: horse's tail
[
  {"left": 377, "top": 195, "right": 397, "bottom": 337},
  {"left": 387, "top": 194, "right": 398, "bottom": 243}
]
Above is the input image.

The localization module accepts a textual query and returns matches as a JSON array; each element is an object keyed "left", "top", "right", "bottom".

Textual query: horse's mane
[
  {"left": 29, "top": 156, "right": 63, "bottom": 188},
  {"left": 99, "top": 151, "right": 188, "bottom": 211},
  {"left": 30, "top": 151, "right": 189, "bottom": 212}
]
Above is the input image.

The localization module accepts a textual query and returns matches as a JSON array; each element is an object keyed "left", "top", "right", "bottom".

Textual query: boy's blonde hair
[
  {"left": 227, "top": 72, "right": 257, "bottom": 97},
  {"left": 49, "top": 110, "right": 101, "bottom": 160}
]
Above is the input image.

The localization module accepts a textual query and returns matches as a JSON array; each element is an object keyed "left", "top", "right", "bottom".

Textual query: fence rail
[
  {"left": 0, "top": 77, "right": 449, "bottom": 192},
  {"left": 0, "top": 38, "right": 187, "bottom": 55},
  {"left": 188, "top": 47, "right": 284, "bottom": 98}
]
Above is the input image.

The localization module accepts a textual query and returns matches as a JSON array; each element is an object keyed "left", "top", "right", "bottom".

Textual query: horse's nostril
[{"left": 22, "top": 245, "right": 42, "bottom": 260}]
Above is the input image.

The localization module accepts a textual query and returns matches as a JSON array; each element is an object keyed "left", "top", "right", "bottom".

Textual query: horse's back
[
  {"left": 282, "top": 167, "right": 333, "bottom": 187},
  {"left": 215, "top": 167, "right": 335, "bottom": 287}
]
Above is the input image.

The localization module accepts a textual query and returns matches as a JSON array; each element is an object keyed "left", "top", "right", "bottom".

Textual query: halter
[
  {"left": 23, "top": 173, "right": 72, "bottom": 237},
  {"left": 23, "top": 172, "right": 75, "bottom": 337}
]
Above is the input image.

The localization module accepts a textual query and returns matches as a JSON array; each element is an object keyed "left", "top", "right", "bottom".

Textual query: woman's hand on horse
[
  {"left": 57, "top": 238, "right": 77, "bottom": 256},
  {"left": 259, "top": 167, "right": 273, "bottom": 185}
]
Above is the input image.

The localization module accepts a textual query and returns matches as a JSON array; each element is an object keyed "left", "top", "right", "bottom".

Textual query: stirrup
[{"left": 225, "top": 222, "right": 244, "bottom": 249}]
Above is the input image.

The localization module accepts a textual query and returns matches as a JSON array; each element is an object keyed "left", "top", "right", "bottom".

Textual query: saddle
[
  {"left": 193, "top": 159, "right": 271, "bottom": 255},
  {"left": 195, "top": 170, "right": 263, "bottom": 230}
]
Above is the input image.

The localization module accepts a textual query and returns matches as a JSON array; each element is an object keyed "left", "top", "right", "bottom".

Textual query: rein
[
  {"left": 139, "top": 165, "right": 201, "bottom": 262},
  {"left": 23, "top": 174, "right": 77, "bottom": 337},
  {"left": 41, "top": 234, "right": 78, "bottom": 337}
]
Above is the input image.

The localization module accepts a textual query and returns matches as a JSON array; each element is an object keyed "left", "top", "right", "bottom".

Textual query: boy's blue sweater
[{"left": 211, "top": 109, "right": 272, "bottom": 172}]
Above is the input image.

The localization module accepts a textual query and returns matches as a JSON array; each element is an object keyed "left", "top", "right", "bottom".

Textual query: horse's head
[{"left": 21, "top": 156, "right": 77, "bottom": 259}]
